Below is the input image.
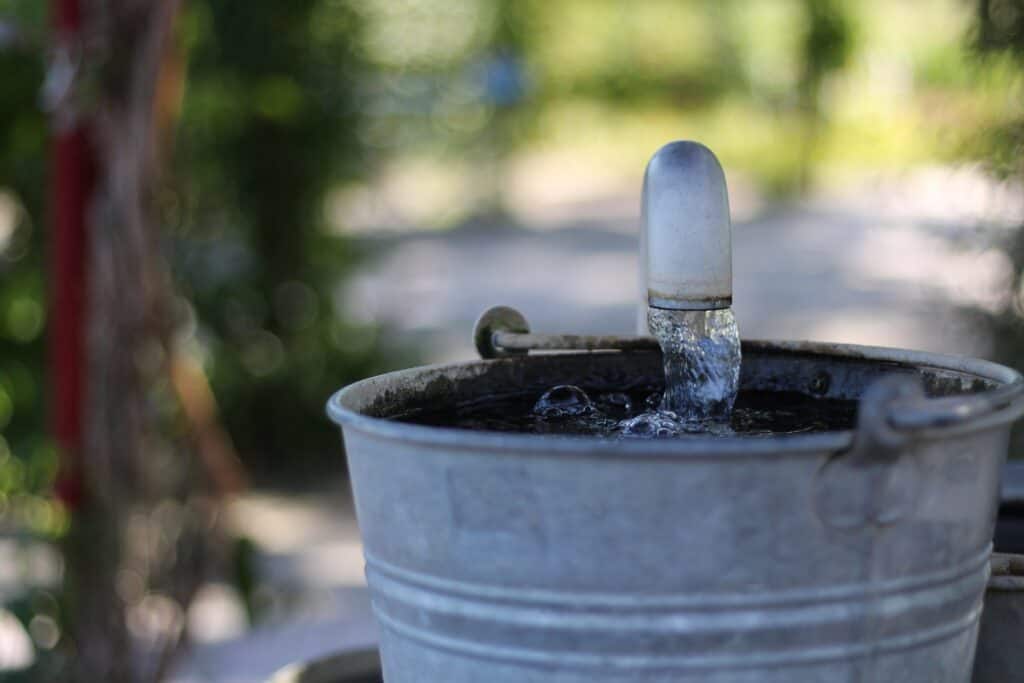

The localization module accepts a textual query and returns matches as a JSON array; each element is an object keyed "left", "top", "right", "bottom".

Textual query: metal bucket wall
[{"left": 328, "top": 341, "right": 1024, "bottom": 683}]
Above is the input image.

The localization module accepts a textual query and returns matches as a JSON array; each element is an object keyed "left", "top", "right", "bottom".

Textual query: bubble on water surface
[{"left": 533, "top": 385, "right": 594, "bottom": 418}]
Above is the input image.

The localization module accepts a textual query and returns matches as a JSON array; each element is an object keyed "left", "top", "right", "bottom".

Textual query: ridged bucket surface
[{"left": 328, "top": 341, "right": 1024, "bottom": 683}]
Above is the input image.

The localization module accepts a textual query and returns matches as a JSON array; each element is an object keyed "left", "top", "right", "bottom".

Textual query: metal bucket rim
[{"left": 327, "top": 339, "right": 1024, "bottom": 457}]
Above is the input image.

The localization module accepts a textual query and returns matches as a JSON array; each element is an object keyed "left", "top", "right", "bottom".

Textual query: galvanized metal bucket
[{"left": 327, "top": 341, "right": 1024, "bottom": 683}]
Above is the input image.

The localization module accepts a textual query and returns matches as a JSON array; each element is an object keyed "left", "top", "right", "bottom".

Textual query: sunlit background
[
  {"left": 332, "top": 0, "right": 1024, "bottom": 362},
  {"left": 1, "top": 0, "right": 1024, "bottom": 680}
]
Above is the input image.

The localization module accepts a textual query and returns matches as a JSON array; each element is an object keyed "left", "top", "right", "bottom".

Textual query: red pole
[{"left": 49, "top": 0, "right": 91, "bottom": 509}]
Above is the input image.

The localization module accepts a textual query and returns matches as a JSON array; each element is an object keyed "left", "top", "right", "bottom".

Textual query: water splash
[
  {"left": 526, "top": 311, "right": 742, "bottom": 438},
  {"left": 618, "top": 410, "right": 687, "bottom": 437},
  {"left": 648, "top": 307, "right": 741, "bottom": 426}
]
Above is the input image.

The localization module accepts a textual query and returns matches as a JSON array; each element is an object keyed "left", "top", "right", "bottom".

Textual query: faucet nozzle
[{"left": 642, "top": 141, "right": 732, "bottom": 311}]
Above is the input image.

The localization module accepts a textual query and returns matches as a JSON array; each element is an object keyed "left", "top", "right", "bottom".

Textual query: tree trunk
[{"left": 60, "top": 1, "right": 221, "bottom": 681}]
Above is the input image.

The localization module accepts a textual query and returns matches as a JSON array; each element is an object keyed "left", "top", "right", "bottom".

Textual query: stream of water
[{"left": 617, "top": 307, "right": 742, "bottom": 436}]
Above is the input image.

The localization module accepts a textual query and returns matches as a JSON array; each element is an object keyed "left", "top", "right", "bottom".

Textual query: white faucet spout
[{"left": 642, "top": 141, "right": 733, "bottom": 311}]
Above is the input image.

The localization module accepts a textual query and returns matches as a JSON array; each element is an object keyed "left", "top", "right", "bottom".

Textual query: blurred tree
[
  {"left": 58, "top": 2, "right": 226, "bottom": 681},
  {"left": 524, "top": 0, "right": 742, "bottom": 105},
  {"left": 0, "top": 0, "right": 407, "bottom": 678},
  {"left": 976, "top": 0, "right": 1024, "bottom": 58},
  {"left": 172, "top": 0, "right": 407, "bottom": 483},
  {"left": 970, "top": 0, "right": 1024, "bottom": 458},
  {"left": 0, "top": 1, "right": 240, "bottom": 676},
  {"left": 797, "top": 0, "right": 853, "bottom": 189},
  {"left": 0, "top": 2, "right": 51, "bottom": 516},
  {"left": 972, "top": 0, "right": 1024, "bottom": 179}
]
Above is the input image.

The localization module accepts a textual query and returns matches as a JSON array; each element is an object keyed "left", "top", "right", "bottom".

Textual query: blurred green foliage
[
  {"left": 968, "top": 0, "right": 1024, "bottom": 179},
  {"left": 171, "top": 0, "right": 412, "bottom": 482},
  {"left": 0, "top": 1, "right": 63, "bottom": 534},
  {"left": 332, "top": 0, "right": 1019, "bottom": 224},
  {"left": 975, "top": 0, "right": 1024, "bottom": 56},
  {"left": 965, "top": 0, "right": 1024, "bottom": 459},
  {"left": 0, "top": 3, "right": 70, "bottom": 678},
  {"left": 795, "top": 0, "right": 853, "bottom": 188}
]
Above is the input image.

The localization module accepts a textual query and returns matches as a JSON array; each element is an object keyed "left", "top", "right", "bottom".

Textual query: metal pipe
[
  {"left": 474, "top": 305, "right": 658, "bottom": 359},
  {"left": 491, "top": 331, "right": 658, "bottom": 353}
]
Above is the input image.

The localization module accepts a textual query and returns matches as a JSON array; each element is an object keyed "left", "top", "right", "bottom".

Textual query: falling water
[
  {"left": 519, "top": 307, "right": 743, "bottom": 437},
  {"left": 637, "top": 307, "right": 742, "bottom": 430}
]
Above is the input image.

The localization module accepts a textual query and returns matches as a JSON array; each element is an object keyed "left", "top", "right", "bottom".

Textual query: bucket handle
[
  {"left": 818, "top": 375, "right": 1022, "bottom": 529},
  {"left": 815, "top": 376, "right": 924, "bottom": 529},
  {"left": 885, "top": 378, "right": 1024, "bottom": 431}
]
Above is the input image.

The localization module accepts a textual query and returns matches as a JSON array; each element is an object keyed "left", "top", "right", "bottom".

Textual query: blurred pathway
[
  {"left": 345, "top": 166, "right": 1022, "bottom": 364},
  {"left": 170, "top": 487, "right": 374, "bottom": 683}
]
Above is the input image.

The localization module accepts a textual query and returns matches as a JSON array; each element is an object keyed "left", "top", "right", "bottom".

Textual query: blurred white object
[
  {"left": 642, "top": 141, "right": 732, "bottom": 312},
  {"left": 0, "top": 608, "right": 34, "bottom": 671}
]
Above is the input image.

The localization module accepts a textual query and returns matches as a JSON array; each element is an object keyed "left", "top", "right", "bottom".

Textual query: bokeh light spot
[
  {"left": 28, "top": 615, "right": 58, "bottom": 650},
  {"left": 5, "top": 297, "right": 43, "bottom": 343},
  {"left": 241, "top": 331, "right": 285, "bottom": 377}
]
